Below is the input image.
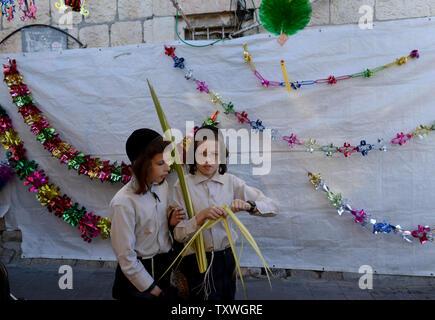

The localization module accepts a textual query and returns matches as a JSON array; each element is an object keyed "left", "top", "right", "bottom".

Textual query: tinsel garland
[
  {"left": 1, "top": 0, "right": 38, "bottom": 21},
  {"left": 164, "top": 45, "right": 435, "bottom": 158},
  {"left": 0, "top": 104, "right": 111, "bottom": 242},
  {"left": 243, "top": 44, "right": 420, "bottom": 89},
  {"left": 3, "top": 59, "right": 132, "bottom": 185},
  {"left": 308, "top": 172, "right": 434, "bottom": 244}
]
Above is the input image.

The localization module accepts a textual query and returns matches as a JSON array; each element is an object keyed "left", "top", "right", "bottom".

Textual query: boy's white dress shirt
[{"left": 109, "top": 176, "right": 171, "bottom": 292}]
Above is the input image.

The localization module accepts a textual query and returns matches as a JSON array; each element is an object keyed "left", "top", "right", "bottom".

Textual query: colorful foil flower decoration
[
  {"left": 351, "top": 209, "right": 367, "bottom": 224},
  {"left": 210, "top": 92, "right": 222, "bottom": 104},
  {"left": 308, "top": 172, "right": 322, "bottom": 190},
  {"left": 184, "top": 69, "right": 193, "bottom": 80},
  {"left": 319, "top": 143, "right": 338, "bottom": 157},
  {"left": 1, "top": 129, "right": 22, "bottom": 149},
  {"left": 47, "top": 195, "right": 72, "bottom": 217},
  {"left": 303, "top": 139, "right": 317, "bottom": 153},
  {"left": 96, "top": 217, "right": 111, "bottom": 239},
  {"left": 222, "top": 102, "right": 234, "bottom": 114},
  {"left": 327, "top": 76, "right": 337, "bottom": 84},
  {"left": 250, "top": 119, "right": 265, "bottom": 132},
  {"left": 36, "top": 183, "right": 60, "bottom": 206},
  {"left": 328, "top": 192, "right": 342, "bottom": 211},
  {"left": 24, "top": 169, "right": 48, "bottom": 192},
  {"left": 78, "top": 212, "right": 101, "bottom": 242},
  {"left": 173, "top": 56, "right": 185, "bottom": 69},
  {"left": 235, "top": 111, "right": 250, "bottom": 124},
  {"left": 63, "top": 203, "right": 86, "bottom": 226},
  {"left": 391, "top": 132, "right": 412, "bottom": 146},
  {"left": 202, "top": 111, "right": 219, "bottom": 127},
  {"left": 363, "top": 68, "right": 374, "bottom": 78},
  {"left": 373, "top": 222, "right": 396, "bottom": 234},
  {"left": 164, "top": 45, "right": 176, "bottom": 58},
  {"left": 410, "top": 50, "right": 419, "bottom": 59},
  {"left": 411, "top": 225, "right": 432, "bottom": 244},
  {"left": 0, "top": 116, "right": 12, "bottom": 133},
  {"left": 282, "top": 134, "right": 302, "bottom": 148},
  {"left": 376, "top": 138, "right": 387, "bottom": 152},
  {"left": 356, "top": 140, "right": 373, "bottom": 156},
  {"left": 2, "top": 0, "right": 16, "bottom": 21},
  {"left": 18, "top": 0, "right": 37, "bottom": 21},
  {"left": 338, "top": 142, "right": 356, "bottom": 158},
  {"left": 14, "top": 159, "right": 37, "bottom": 179},
  {"left": 196, "top": 80, "right": 209, "bottom": 93},
  {"left": 412, "top": 125, "right": 432, "bottom": 139},
  {"left": 396, "top": 56, "right": 408, "bottom": 65}
]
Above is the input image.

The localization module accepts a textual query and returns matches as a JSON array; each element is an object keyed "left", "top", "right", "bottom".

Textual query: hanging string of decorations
[
  {"left": 243, "top": 44, "right": 420, "bottom": 89},
  {"left": 308, "top": 172, "right": 435, "bottom": 244},
  {"left": 164, "top": 45, "right": 435, "bottom": 158},
  {"left": 3, "top": 59, "right": 132, "bottom": 185},
  {"left": 1, "top": 0, "right": 38, "bottom": 21},
  {"left": 0, "top": 104, "right": 111, "bottom": 242}
]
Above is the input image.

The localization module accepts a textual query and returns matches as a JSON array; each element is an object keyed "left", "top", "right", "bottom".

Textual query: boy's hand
[
  {"left": 150, "top": 285, "right": 162, "bottom": 297},
  {"left": 167, "top": 206, "right": 186, "bottom": 227},
  {"left": 231, "top": 199, "right": 250, "bottom": 213},
  {"left": 196, "top": 206, "right": 226, "bottom": 226}
]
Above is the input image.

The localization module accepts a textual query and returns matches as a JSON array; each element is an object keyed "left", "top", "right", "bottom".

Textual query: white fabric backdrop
[{"left": 1, "top": 17, "right": 435, "bottom": 276}]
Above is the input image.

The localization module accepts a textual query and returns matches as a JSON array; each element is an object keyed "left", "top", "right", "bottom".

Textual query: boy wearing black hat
[{"left": 109, "top": 128, "right": 186, "bottom": 300}]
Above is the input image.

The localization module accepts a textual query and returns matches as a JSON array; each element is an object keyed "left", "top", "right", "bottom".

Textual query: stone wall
[{"left": 0, "top": 0, "right": 433, "bottom": 54}]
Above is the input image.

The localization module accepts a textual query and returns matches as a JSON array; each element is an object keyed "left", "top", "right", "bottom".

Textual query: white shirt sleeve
[
  {"left": 172, "top": 181, "right": 200, "bottom": 243},
  {"left": 109, "top": 203, "right": 155, "bottom": 292},
  {"left": 232, "top": 175, "right": 279, "bottom": 217}
]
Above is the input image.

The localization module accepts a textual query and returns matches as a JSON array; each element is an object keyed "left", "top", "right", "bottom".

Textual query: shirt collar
[
  {"left": 191, "top": 170, "right": 225, "bottom": 185},
  {"left": 129, "top": 174, "right": 159, "bottom": 194}
]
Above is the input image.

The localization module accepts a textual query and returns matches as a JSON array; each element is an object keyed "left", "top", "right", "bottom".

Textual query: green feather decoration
[{"left": 259, "top": 0, "right": 312, "bottom": 36}]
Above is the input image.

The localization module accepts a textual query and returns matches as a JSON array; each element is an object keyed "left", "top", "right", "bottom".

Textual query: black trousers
[
  {"left": 112, "top": 251, "right": 177, "bottom": 301},
  {"left": 179, "top": 247, "right": 236, "bottom": 302}
]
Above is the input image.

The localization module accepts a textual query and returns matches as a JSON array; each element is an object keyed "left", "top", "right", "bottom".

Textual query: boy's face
[
  {"left": 147, "top": 153, "right": 170, "bottom": 185},
  {"left": 196, "top": 140, "right": 219, "bottom": 178}
]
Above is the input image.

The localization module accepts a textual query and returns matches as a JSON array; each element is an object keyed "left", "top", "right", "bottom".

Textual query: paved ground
[{"left": 5, "top": 260, "right": 435, "bottom": 300}]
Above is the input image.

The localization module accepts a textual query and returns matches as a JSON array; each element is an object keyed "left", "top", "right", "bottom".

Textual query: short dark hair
[
  {"left": 131, "top": 136, "right": 170, "bottom": 194},
  {"left": 188, "top": 125, "right": 229, "bottom": 175}
]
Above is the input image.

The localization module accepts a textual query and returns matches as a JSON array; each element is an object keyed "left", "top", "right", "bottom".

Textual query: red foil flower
[
  {"left": 235, "top": 111, "right": 250, "bottom": 124},
  {"left": 79, "top": 212, "right": 102, "bottom": 242},
  {"left": 327, "top": 76, "right": 337, "bottom": 84},
  {"left": 47, "top": 195, "right": 73, "bottom": 217},
  {"left": 164, "top": 45, "right": 176, "bottom": 58},
  {"left": 338, "top": 142, "right": 356, "bottom": 157},
  {"left": 3, "top": 58, "right": 18, "bottom": 76},
  {"left": 18, "top": 104, "right": 41, "bottom": 117}
]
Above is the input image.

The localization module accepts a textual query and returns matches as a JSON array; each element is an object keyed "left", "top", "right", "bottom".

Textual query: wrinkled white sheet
[{"left": 1, "top": 17, "right": 435, "bottom": 276}]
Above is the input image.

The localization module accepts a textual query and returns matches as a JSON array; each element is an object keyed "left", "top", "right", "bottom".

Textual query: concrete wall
[{"left": 0, "top": 0, "right": 434, "bottom": 54}]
